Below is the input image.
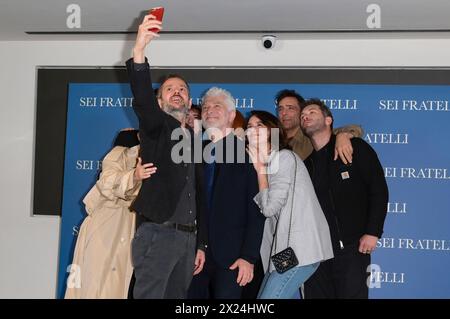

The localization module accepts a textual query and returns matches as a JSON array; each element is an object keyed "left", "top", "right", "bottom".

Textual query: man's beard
[
  {"left": 302, "top": 121, "right": 326, "bottom": 138},
  {"left": 161, "top": 102, "right": 189, "bottom": 122},
  {"left": 281, "top": 119, "right": 300, "bottom": 132}
]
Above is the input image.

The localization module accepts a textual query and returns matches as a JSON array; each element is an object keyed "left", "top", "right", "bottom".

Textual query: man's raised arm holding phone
[{"left": 125, "top": 9, "right": 208, "bottom": 299}]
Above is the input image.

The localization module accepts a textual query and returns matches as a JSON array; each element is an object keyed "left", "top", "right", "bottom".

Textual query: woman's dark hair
[
  {"left": 113, "top": 129, "right": 139, "bottom": 148},
  {"left": 190, "top": 104, "right": 202, "bottom": 117},
  {"left": 246, "top": 110, "right": 290, "bottom": 151}
]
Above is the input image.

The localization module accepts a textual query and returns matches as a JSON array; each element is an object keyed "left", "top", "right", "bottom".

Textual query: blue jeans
[{"left": 257, "top": 262, "right": 320, "bottom": 299}]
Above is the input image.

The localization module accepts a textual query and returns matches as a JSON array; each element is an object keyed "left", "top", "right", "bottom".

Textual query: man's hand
[
  {"left": 359, "top": 234, "right": 378, "bottom": 254},
  {"left": 193, "top": 249, "right": 205, "bottom": 275},
  {"left": 229, "top": 258, "right": 254, "bottom": 286},
  {"left": 134, "top": 157, "right": 157, "bottom": 182},
  {"left": 133, "top": 14, "right": 162, "bottom": 63},
  {"left": 334, "top": 132, "right": 354, "bottom": 164}
]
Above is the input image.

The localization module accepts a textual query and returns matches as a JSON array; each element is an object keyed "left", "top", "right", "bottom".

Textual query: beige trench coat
[{"left": 65, "top": 145, "right": 140, "bottom": 299}]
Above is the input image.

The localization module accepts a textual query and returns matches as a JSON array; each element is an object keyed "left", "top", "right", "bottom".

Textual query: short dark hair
[
  {"left": 246, "top": 110, "right": 290, "bottom": 151},
  {"left": 190, "top": 104, "right": 201, "bottom": 116},
  {"left": 302, "top": 98, "right": 334, "bottom": 129},
  {"left": 156, "top": 74, "right": 190, "bottom": 99},
  {"left": 275, "top": 89, "right": 305, "bottom": 108}
]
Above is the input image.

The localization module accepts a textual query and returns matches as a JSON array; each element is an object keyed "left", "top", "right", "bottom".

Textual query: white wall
[{"left": 1, "top": 34, "right": 450, "bottom": 298}]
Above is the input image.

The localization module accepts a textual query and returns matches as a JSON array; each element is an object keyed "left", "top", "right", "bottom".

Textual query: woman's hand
[
  {"left": 134, "top": 157, "right": 157, "bottom": 181},
  {"left": 247, "top": 144, "right": 268, "bottom": 175}
]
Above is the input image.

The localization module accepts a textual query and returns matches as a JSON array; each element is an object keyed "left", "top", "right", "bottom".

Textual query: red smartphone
[{"left": 148, "top": 7, "right": 164, "bottom": 33}]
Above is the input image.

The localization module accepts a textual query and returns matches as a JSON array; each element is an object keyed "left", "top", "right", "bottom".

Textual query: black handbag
[
  {"left": 269, "top": 151, "right": 299, "bottom": 274},
  {"left": 271, "top": 247, "right": 299, "bottom": 274}
]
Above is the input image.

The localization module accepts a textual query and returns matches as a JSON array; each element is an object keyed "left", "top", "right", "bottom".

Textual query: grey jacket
[{"left": 254, "top": 150, "right": 334, "bottom": 273}]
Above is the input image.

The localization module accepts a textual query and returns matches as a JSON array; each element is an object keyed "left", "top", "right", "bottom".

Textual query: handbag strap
[{"left": 270, "top": 150, "right": 298, "bottom": 257}]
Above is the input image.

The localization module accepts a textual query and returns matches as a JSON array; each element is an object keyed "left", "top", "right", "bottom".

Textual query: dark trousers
[
  {"left": 188, "top": 250, "right": 243, "bottom": 299},
  {"left": 127, "top": 273, "right": 135, "bottom": 299},
  {"left": 132, "top": 222, "right": 196, "bottom": 299},
  {"left": 303, "top": 242, "right": 371, "bottom": 299},
  {"left": 241, "top": 257, "right": 264, "bottom": 299}
]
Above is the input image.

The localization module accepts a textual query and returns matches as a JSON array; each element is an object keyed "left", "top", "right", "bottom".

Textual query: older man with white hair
[{"left": 188, "top": 87, "right": 265, "bottom": 299}]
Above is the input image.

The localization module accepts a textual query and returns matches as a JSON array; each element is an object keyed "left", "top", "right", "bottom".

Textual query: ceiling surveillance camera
[{"left": 262, "top": 35, "right": 276, "bottom": 49}]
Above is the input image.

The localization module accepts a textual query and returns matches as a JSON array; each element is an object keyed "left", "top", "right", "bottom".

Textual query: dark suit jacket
[
  {"left": 205, "top": 134, "right": 265, "bottom": 268},
  {"left": 126, "top": 58, "right": 207, "bottom": 248}
]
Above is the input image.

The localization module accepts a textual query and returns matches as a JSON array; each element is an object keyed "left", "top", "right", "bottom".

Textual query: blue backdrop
[{"left": 57, "top": 82, "right": 450, "bottom": 298}]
